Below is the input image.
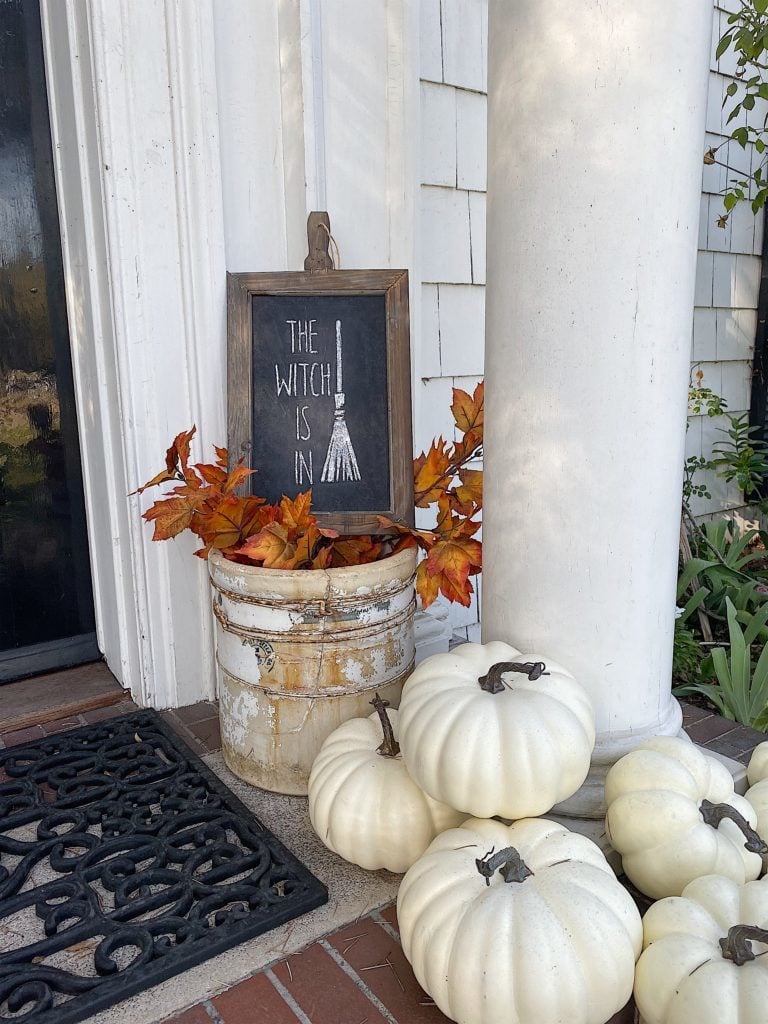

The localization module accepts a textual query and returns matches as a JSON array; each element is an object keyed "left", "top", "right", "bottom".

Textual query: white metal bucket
[{"left": 208, "top": 547, "right": 416, "bottom": 794}]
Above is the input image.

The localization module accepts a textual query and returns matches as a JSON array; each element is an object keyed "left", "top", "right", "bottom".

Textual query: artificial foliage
[{"left": 135, "top": 382, "right": 484, "bottom": 607}]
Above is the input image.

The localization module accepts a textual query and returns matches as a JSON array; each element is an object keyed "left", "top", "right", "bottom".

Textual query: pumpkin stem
[
  {"left": 370, "top": 693, "right": 400, "bottom": 758},
  {"left": 699, "top": 799, "right": 768, "bottom": 859},
  {"left": 475, "top": 846, "right": 534, "bottom": 885},
  {"left": 477, "top": 661, "right": 549, "bottom": 693},
  {"left": 720, "top": 924, "right": 768, "bottom": 965}
]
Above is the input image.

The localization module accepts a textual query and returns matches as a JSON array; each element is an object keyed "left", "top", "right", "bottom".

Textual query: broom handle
[{"left": 335, "top": 320, "right": 343, "bottom": 394}]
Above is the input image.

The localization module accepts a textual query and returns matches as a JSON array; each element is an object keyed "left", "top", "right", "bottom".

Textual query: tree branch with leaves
[{"left": 707, "top": 0, "right": 768, "bottom": 225}]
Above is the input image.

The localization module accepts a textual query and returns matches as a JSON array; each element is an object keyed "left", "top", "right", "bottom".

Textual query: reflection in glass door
[{"left": 0, "top": 0, "right": 99, "bottom": 682}]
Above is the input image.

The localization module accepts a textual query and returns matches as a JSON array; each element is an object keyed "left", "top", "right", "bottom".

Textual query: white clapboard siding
[
  {"left": 416, "top": 1, "right": 488, "bottom": 634},
  {"left": 688, "top": 1, "right": 765, "bottom": 517}
]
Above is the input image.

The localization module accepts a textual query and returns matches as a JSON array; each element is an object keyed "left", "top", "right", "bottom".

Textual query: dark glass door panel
[{"left": 0, "top": 0, "right": 99, "bottom": 682}]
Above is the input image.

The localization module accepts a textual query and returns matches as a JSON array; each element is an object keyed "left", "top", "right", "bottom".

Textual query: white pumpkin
[
  {"left": 634, "top": 874, "right": 768, "bottom": 1024},
  {"left": 307, "top": 696, "right": 465, "bottom": 872},
  {"left": 748, "top": 741, "right": 768, "bottom": 786},
  {"left": 745, "top": 741, "right": 768, "bottom": 844},
  {"left": 397, "top": 817, "right": 642, "bottom": 1024},
  {"left": 605, "top": 736, "right": 765, "bottom": 899},
  {"left": 397, "top": 641, "right": 595, "bottom": 819}
]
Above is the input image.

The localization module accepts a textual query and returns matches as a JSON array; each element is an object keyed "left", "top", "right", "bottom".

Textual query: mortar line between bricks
[
  {"left": 370, "top": 910, "right": 400, "bottom": 943},
  {"left": 319, "top": 939, "right": 399, "bottom": 1024},
  {"left": 266, "top": 968, "right": 311, "bottom": 1024},
  {"left": 202, "top": 1000, "right": 223, "bottom": 1024}
]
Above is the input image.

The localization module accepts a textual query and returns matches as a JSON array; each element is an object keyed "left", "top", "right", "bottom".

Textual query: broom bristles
[{"left": 322, "top": 394, "right": 360, "bottom": 482}]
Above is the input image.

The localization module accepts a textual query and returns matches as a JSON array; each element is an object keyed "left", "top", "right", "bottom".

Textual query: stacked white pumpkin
[
  {"left": 604, "top": 735, "right": 768, "bottom": 1022},
  {"left": 745, "top": 740, "right": 768, "bottom": 840},
  {"left": 308, "top": 642, "right": 644, "bottom": 1024}
]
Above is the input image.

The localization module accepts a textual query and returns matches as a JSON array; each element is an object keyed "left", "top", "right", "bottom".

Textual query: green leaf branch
[{"left": 710, "top": 0, "right": 768, "bottom": 225}]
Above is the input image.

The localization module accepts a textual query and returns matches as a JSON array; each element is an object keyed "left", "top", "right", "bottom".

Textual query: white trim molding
[
  {"left": 41, "top": 0, "right": 227, "bottom": 707},
  {"left": 41, "top": 0, "right": 419, "bottom": 708}
]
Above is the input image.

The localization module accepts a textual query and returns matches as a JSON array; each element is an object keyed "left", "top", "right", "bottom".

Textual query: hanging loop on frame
[{"left": 304, "top": 211, "right": 340, "bottom": 271}]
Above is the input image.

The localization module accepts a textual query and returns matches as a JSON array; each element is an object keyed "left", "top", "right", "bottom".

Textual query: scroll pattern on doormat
[{"left": 0, "top": 709, "right": 327, "bottom": 1023}]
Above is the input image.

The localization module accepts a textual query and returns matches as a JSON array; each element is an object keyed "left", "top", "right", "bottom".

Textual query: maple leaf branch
[{"left": 413, "top": 440, "right": 483, "bottom": 506}]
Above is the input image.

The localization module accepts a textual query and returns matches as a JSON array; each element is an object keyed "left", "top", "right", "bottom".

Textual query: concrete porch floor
[{"left": 0, "top": 682, "right": 764, "bottom": 1024}]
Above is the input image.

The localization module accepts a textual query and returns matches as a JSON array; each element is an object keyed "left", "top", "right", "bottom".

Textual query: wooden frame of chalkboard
[{"left": 227, "top": 270, "right": 413, "bottom": 535}]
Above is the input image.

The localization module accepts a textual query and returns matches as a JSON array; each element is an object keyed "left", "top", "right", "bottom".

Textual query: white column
[
  {"left": 42, "top": 0, "right": 226, "bottom": 708},
  {"left": 482, "top": 0, "right": 712, "bottom": 816}
]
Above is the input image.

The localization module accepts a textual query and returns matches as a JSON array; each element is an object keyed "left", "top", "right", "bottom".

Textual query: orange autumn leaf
[
  {"left": 450, "top": 430, "right": 483, "bottom": 467},
  {"left": 133, "top": 466, "right": 179, "bottom": 496},
  {"left": 171, "top": 427, "right": 197, "bottom": 477},
  {"left": 416, "top": 559, "right": 440, "bottom": 608},
  {"left": 195, "top": 462, "right": 228, "bottom": 488},
  {"left": 132, "top": 427, "right": 197, "bottom": 495},
  {"left": 431, "top": 566, "right": 476, "bottom": 607},
  {"left": 413, "top": 439, "right": 451, "bottom": 507},
  {"left": 193, "top": 462, "right": 227, "bottom": 489},
  {"left": 142, "top": 496, "right": 199, "bottom": 540},
  {"left": 214, "top": 445, "right": 228, "bottom": 468},
  {"left": 451, "top": 382, "right": 484, "bottom": 436},
  {"left": 377, "top": 516, "right": 437, "bottom": 551},
  {"left": 447, "top": 493, "right": 474, "bottom": 519},
  {"left": 330, "top": 536, "right": 384, "bottom": 567},
  {"left": 280, "top": 489, "right": 315, "bottom": 534},
  {"left": 292, "top": 522, "right": 337, "bottom": 567},
  {"left": 235, "top": 523, "right": 298, "bottom": 568},
  {"left": 433, "top": 493, "right": 454, "bottom": 534},
  {"left": 436, "top": 514, "right": 482, "bottom": 542},
  {"left": 222, "top": 463, "right": 257, "bottom": 495},
  {"left": 390, "top": 533, "right": 419, "bottom": 556},
  {"left": 455, "top": 468, "right": 483, "bottom": 510},
  {"left": 194, "top": 495, "right": 269, "bottom": 555},
  {"left": 426, "top": 535, "right": 482, "bottom": 596},
  {"left": 311, "top": 545, "right": 333, "bottom": 570}
]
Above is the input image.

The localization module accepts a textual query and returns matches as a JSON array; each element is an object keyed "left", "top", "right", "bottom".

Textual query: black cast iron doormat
[{"left": 0, "top": 709, "right": 328, "bottom": 1024}]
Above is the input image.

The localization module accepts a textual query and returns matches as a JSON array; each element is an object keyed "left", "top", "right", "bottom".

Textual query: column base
[
  {"left": 414, "top": 602, "right": 453, "bottom": 665},
  {"left": 552, "top": 695, "right": 684, "bottom": 821}
]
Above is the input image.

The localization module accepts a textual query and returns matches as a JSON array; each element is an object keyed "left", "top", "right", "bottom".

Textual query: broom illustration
[{"left": 321, "top": 320, "right": 361, "bottom": 483}]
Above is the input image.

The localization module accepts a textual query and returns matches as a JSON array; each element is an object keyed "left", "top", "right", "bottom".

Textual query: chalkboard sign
[{"left": 227, "top": 269, "right": 413, "bottom": 534}]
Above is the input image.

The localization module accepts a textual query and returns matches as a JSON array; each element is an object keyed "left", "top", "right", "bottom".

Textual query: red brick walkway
[
  {"left": 172, "top": 905, "right": 452, "bottom": 1024},
  {"left": 167, "top": 904, "right": 637, "bottom": 1024},
  {"left": 1, "top": 685, "right": 761, "bottom": 1024}
]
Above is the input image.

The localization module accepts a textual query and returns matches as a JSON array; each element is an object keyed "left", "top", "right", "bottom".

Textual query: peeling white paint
[
  {"left": 219, "top": 682, "right": 263, "bottom": 748},
  {"left": 211, "top": 547, "right": 416, "bottom": 793}
]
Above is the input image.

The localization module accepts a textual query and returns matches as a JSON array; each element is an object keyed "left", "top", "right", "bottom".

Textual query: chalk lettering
[
  {"left": 295, "top": 449, "right": 313, "bottom": 485},
  {"left": 296, "top": 405, "right": 311, "bottom": 441},
  {"left": 310, "top": 362, "right": 332, "bottom": 396},
  {"left": 298, "top": 319, "right": 318, "bottom": 354},
  {"left": 275, "top": 363, "right": 295, "bottom": 397},
  {"left": 286, "top": 319, "right": 319, "bottom": 354},
  {"left": 286, "top": 320, "right": 298, "bottom": 353},
  {"left": 274, "top": 361, "right": 332, "bottom": 397}
]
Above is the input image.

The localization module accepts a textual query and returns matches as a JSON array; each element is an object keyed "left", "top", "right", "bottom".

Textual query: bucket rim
[{"left": 207, "top": 545, "right": 418, "bottom": 599}]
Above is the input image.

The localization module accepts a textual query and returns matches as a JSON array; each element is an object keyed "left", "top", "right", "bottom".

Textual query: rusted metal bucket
[{"left": 208, "top": 547, "right": 416, "bottom": 794}]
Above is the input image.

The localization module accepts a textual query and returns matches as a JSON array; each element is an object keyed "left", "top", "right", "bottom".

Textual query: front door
[{"left": 0, "top": 0, "right": 98, "bottom": 682}]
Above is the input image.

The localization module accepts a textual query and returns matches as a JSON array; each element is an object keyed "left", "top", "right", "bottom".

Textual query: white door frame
[
  {"left": 39, "top": 0, "right": 421, "bottom": 708},
  {"left": 39, "top": 0, "right": 227, "bottom": 708}
]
